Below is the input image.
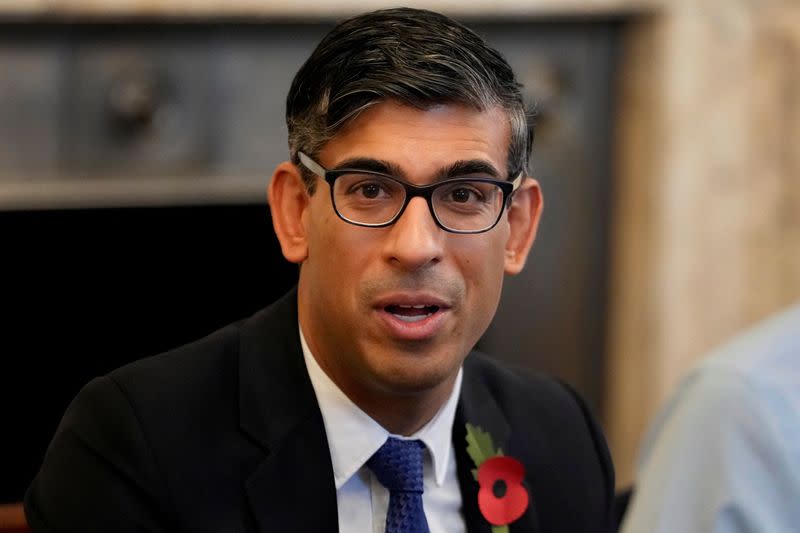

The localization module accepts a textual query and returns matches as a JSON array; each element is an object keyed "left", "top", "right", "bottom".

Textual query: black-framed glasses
[{"left": 298, "top": 152, "right": 523, "bottom": 234}]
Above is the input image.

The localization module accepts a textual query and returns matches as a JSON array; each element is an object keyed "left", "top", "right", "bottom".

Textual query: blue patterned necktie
[{"left": 367, "top": 437, "right": 430, "bottom": 533}]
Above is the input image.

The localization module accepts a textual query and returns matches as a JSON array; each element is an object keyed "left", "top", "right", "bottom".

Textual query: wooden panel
[
  {"left": 0, "top": 0, "right": 652, "bottom": 19},
  {"left": 0, "top": 503, "right": 27, "bottom": 532},
  {"left": 0, "top": 34, "right": 61, "bottom": 174},
  {"left": 479, "top": 22, "right": 620, "bottom": 415}
]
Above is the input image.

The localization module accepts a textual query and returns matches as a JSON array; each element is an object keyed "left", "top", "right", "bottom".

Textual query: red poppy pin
[{"left": 465, "top": 423, "right": 529, "bottom": 533}]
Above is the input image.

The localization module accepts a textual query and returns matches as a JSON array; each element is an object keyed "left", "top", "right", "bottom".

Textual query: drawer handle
[{"left": 107, "top": 70, "right": 160, "bottom": 133}]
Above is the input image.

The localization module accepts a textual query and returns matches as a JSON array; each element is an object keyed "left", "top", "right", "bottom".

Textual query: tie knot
[{"left": 367, "top": 438, "right": 425, "bottom": 493}]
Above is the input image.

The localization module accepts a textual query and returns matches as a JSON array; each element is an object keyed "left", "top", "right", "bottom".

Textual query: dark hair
[{"left": 286, "top": 7, "right": 532, "bottom": 192}]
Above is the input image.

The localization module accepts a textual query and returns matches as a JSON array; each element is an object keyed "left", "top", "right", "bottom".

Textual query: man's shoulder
[
  {"left": 109, "top": 318, "right": 242, "bottom": 397},
  {"left": 655, "top": 302, "right": 800, "bottom": 438},
  {"left": 108, "top": 289, "right": 298, "bottom": 407},
  {"left": 25, "top": 291, "right": 302, "bottom": 532},
  {"left": 463, "top": 351, "right": 580, "bottom": 407},
  {"left": 700, "top": 303, "right": 800, "bottom": 373},
  {"left": 462, "top": 350, "right": 603, "bottom": 450}
]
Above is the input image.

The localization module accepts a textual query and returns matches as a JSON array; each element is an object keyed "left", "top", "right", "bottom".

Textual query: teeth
[
  {"left": 394, "top": 313, "right": 431, "bottom": 323},
  {"left": 397, "top": 304, "right": 428, "bottom": 309}
]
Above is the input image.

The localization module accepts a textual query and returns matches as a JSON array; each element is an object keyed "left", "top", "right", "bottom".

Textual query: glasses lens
[
  {"left": 432, "top": 180, "right": 504, "bottom": 232},
  {"left": 332, "top": 173, "right": 406, "bottom": 225}
]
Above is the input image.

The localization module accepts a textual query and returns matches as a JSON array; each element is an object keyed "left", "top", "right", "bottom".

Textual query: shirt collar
[{"left": 299, "top": 324, "right": 462, "bottom": 489}]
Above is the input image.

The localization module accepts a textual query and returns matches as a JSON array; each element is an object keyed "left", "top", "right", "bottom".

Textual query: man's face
[{"left": 282, "top": 101, "right": 539, "bottom": 403}]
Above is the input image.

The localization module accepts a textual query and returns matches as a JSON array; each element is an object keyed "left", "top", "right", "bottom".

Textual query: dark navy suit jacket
[{"left": 25, "top": 289, "right": 615, "bottom": 532}]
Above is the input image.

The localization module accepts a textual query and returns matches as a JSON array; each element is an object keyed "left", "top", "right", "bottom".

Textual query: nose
[{"left": 382, "top": 196, "right": 444, "bottom": 271}]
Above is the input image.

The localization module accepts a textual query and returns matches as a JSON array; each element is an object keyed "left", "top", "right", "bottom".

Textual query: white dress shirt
[{"left": 299, "top": 326, "right": 467, "bottom": 533}]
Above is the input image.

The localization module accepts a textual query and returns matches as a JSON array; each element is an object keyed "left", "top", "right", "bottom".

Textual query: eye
[
  {"left": 445, "top": 184, "right": 484, "bottom": 203},
  {"left": 358, "top": 182, "right": 382, "bottom": 199},
  {"left": 341, "top": 176, "right": 397, "bottom": 200},
  {"left": 450, "top": 188, "right": 470, "bottom": 203}
]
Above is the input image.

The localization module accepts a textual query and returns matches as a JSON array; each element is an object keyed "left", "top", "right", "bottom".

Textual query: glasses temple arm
[{"left": 298, "top": 152, "right": 327, "bottom": 178}]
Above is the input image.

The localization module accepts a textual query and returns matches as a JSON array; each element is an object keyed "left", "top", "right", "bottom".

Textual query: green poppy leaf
[{"left": 465, "top": 423, "right": 497, "bottom": 467}]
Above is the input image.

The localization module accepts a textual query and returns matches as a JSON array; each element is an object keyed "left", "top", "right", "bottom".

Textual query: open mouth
[{"left": 384, "top": 304, "right": 441, "bottom": 323}]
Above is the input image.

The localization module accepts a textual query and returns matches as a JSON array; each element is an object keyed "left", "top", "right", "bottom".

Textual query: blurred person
[
  {"left": 621, "top": 303, "right": 800, "bottom": 533},
  {"left": 25, "top": 8, "right": 616, "bottom": 533}
]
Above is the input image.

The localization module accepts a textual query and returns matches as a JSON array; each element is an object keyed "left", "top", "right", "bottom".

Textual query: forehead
[{"left": 318, "top": 101, "right": 511, "bottom": 179}]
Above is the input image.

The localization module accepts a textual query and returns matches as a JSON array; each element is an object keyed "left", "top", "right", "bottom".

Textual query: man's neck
[{"left": 341, "top": 374, "right": 458, "bottom": 436}]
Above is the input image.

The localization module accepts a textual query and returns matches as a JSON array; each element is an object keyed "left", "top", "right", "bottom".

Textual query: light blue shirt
[{"left": 622, "top": 304, "right": 800, "bottom": 533}]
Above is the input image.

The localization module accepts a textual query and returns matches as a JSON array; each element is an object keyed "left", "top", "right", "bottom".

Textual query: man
[
  {"left": 25, "top": 8, "right": 615, "bottom": 532},
  {"left": 621, "top": 303, "right": 800, "bottom": 533}
]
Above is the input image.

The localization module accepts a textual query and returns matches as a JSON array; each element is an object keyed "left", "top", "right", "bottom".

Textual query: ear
[
  {"left": 268, "top": 161, "right": 310, "bottom": 264},
  {"left": 504, "top": 177, "right": 543, "bottom": 275}
]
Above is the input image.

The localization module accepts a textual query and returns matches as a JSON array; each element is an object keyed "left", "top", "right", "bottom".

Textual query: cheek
[
  {"left": 306, "top": 197, "right": 349, "bottom": 263},
  {"left": 463, "top": 225, "right": 508, "bottom": 270},
  {"left": 306, "top": 215, "right": 374, "bottom": 300},
  {"left": 457, "top": 235, "right": 508, "bottom": 306}
]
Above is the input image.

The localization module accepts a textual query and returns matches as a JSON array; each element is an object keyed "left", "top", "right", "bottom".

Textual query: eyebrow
[
  {"left": 331, "top": 157, "right": 503, "bottom": 182},
  {"left": 434, "top": 160, "right": 502, "bottom": 181},
  {"left": 331, "top": 158, "right": 407, "bottom": 178}
]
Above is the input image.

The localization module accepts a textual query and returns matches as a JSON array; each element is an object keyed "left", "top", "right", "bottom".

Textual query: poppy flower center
[{"left": 492, "top": 479, "right": 507, "bottom": 498}]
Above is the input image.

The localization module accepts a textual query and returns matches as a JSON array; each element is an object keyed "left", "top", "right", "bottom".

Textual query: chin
[{"left": 367, "top": 351, "right": 461, "bottom": 395}]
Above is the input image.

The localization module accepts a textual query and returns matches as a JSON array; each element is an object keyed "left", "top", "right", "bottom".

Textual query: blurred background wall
[
  {"left": 606, "top": 0, "right": 800, "bottom": 486},
  {"left": 0, "top": 0, "right": 798, "bottom": 502}
]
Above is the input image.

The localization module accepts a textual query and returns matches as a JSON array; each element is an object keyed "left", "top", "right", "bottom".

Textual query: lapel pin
[{"left": 465, "top": 423, "right": 530, "bottom": 532}]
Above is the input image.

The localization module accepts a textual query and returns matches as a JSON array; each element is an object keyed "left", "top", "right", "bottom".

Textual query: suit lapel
[
  {"left": 454, "top": 354, "right": 540, "bottom": 533},
  {"left": 238, "top": 289, "right": 338, "bottom": 533},
  {"left": 244, "top": 415, "right": 337, "bottom": 533}
]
